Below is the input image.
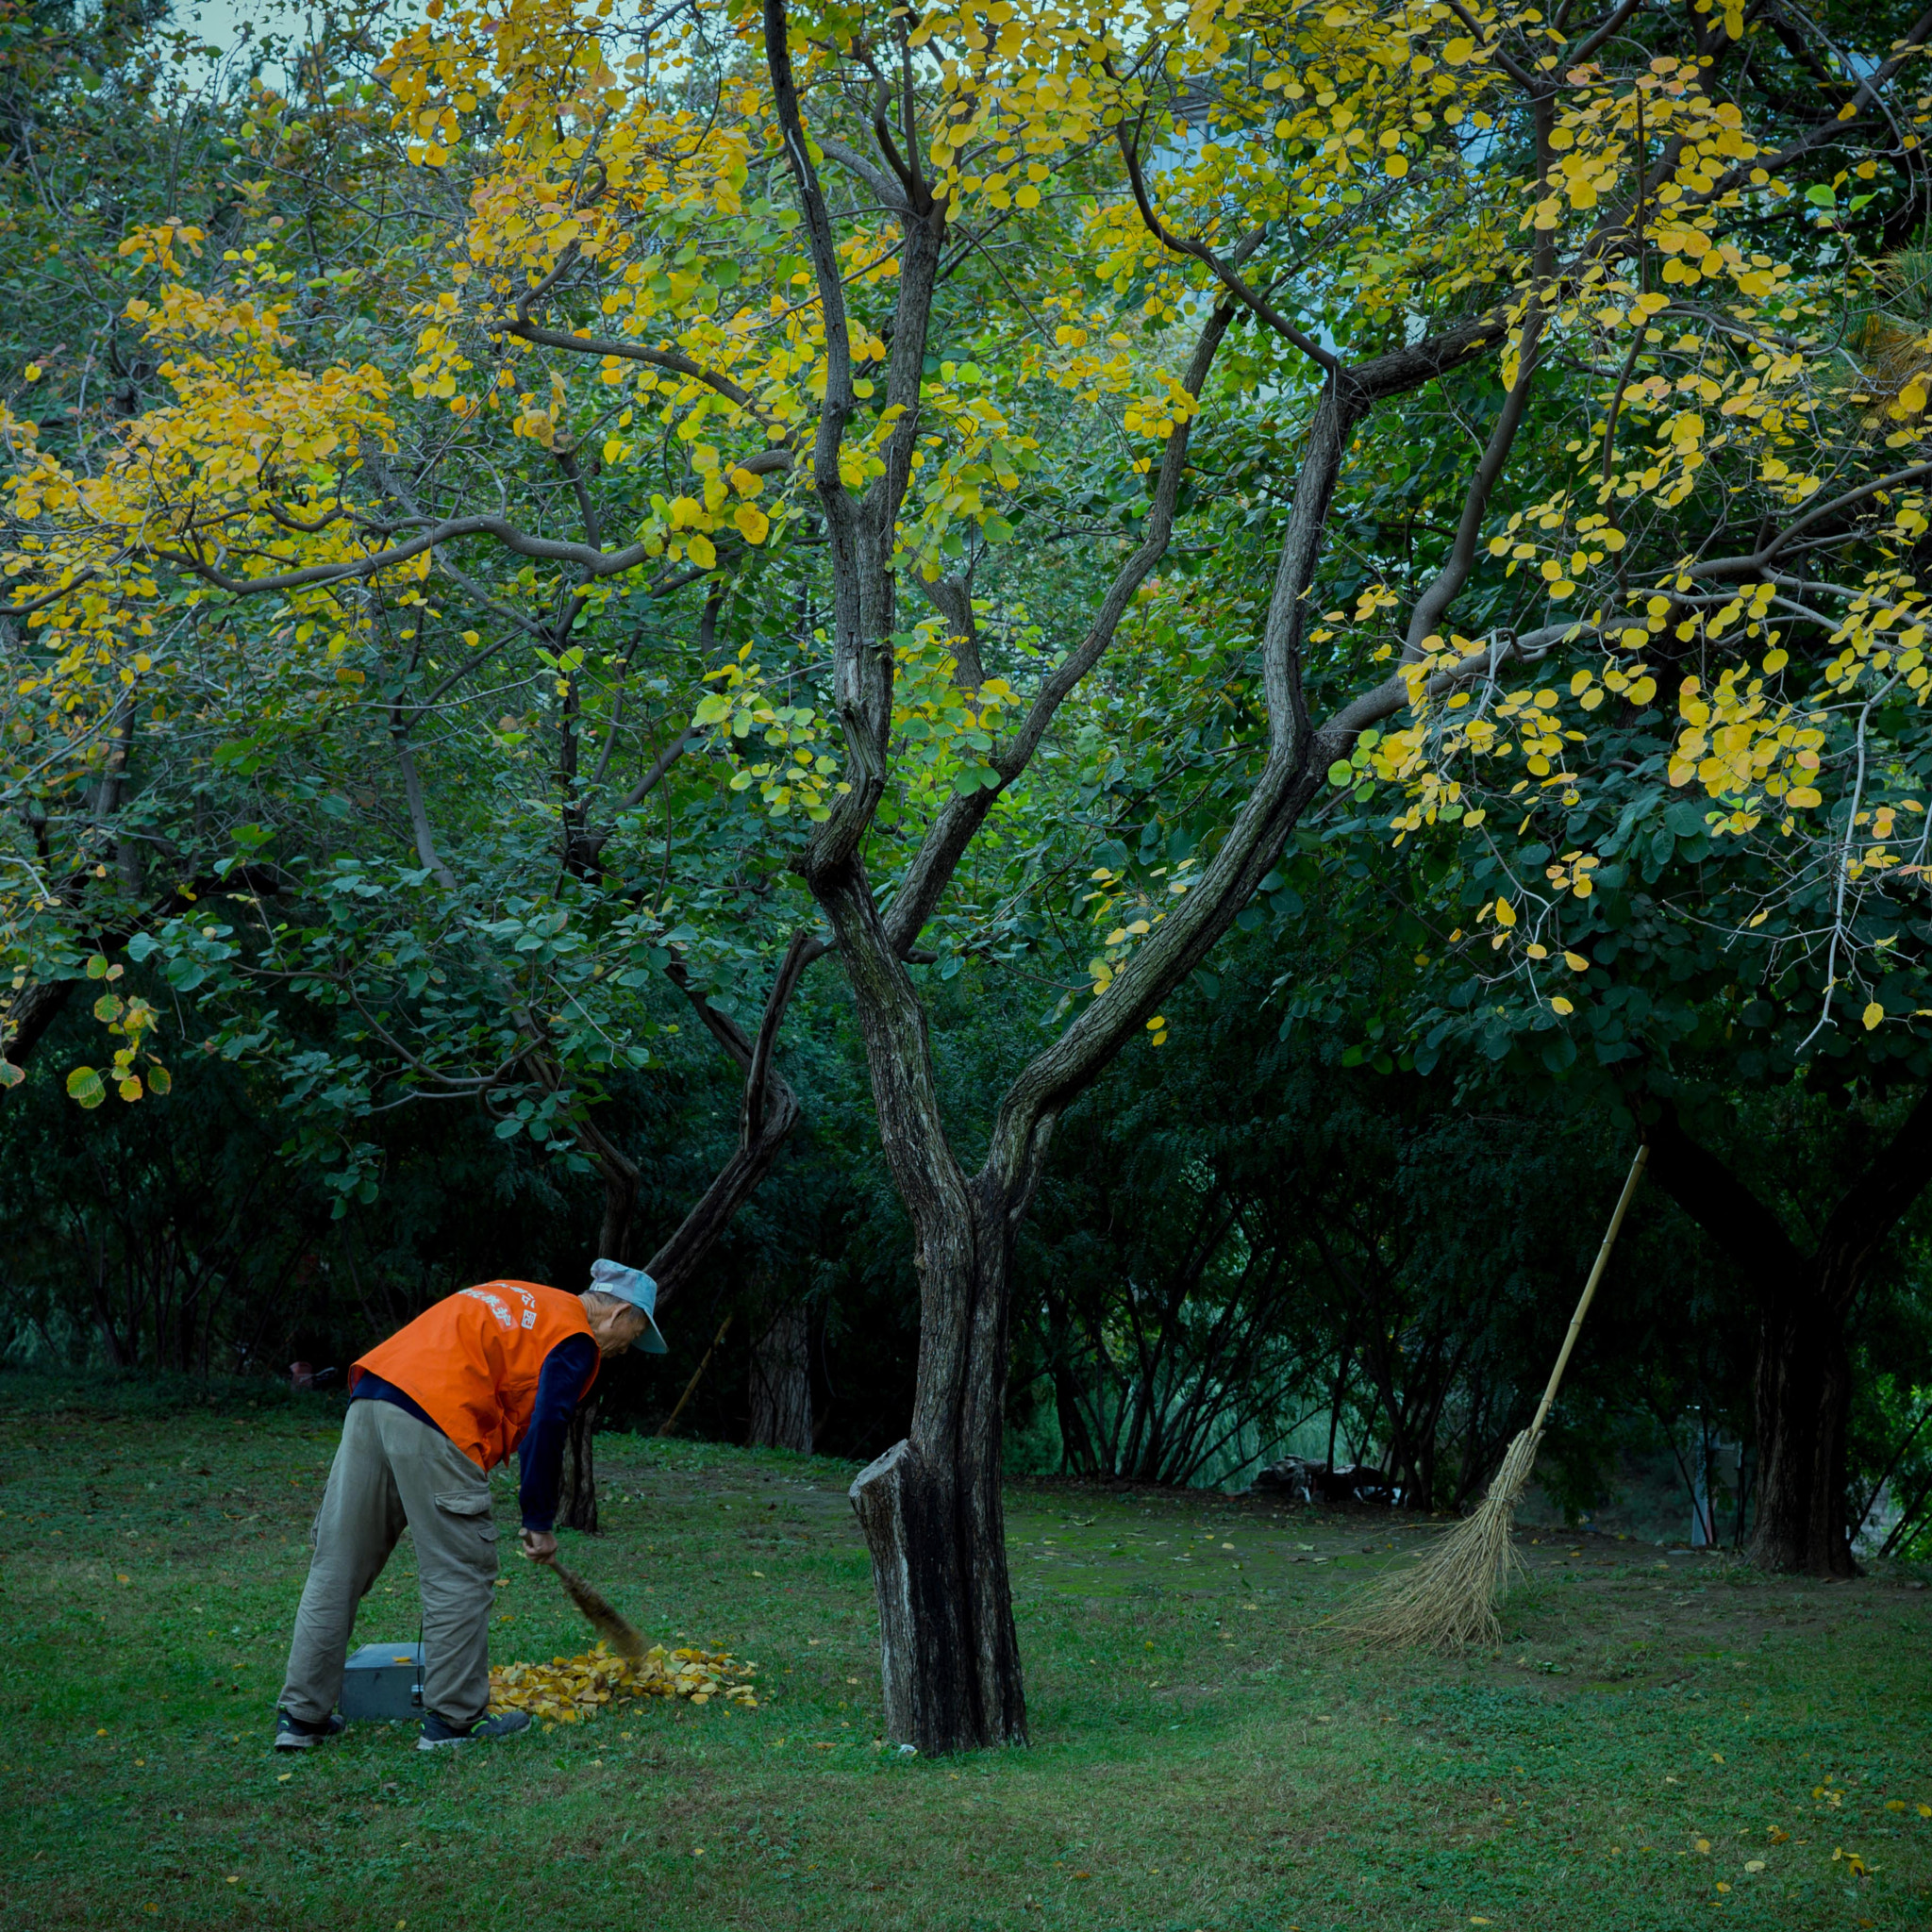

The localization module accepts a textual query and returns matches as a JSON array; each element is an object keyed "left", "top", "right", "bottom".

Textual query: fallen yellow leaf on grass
[
  {"left": 488, "top": 1641, "right": 758, "bottom": 1724},
  {"left": 1744, "top": 1859, "right": 1765, "bottom": 1872},
  {"left": 1695, "top": 1839, "right": 1711, "bottom": 1854}
]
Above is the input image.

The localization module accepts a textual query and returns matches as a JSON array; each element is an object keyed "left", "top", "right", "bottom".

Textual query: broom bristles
[
  {"left": 548, "top": 1558, "right": 647, "bottom": 1662},
  {"left": 1345, "top": 1426, "right": 1543, "bottom": 1650}
]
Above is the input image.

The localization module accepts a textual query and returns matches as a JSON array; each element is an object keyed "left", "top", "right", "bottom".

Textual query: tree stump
[{"left": 850, "top": 1438, "right": 1026, "bottom": 1755}]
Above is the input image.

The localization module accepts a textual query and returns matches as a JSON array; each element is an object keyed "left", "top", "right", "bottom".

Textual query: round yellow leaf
[
  {"left": 1863, "top": 1002, "right": 1885, "bottom": 1031},
  {"left": 1382, "top": 153, "right": 1409, "bottom": 178}
]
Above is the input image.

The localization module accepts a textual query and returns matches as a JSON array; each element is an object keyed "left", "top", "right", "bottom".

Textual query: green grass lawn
[{"left": 2, "top": 1376, "right": 1929, "bottom": 1932}]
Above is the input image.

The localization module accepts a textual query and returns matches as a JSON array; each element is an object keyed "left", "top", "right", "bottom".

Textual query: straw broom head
[
  {"left": 1343, "top": 1144, "right": 1648, "bottom": 1651},
  {"left": 1346, "top": 1425, "right": 1541, "bottom": 1649},
  {"left": 546, "top": 1558, "right": 647, "bottom": 1662}
]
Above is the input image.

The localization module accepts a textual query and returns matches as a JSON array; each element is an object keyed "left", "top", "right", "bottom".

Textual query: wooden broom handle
[
  {"left": 657, "top": 1312, "right": 732, "bottom": 1438},
  {"left": 1526, "top": 1142, "right": 1648, "bottom": 1438}
]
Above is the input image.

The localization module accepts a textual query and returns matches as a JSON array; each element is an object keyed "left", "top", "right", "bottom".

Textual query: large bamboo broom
[{"left": 1349, "top": 1142, "right": 1648, "bottom": 1649}]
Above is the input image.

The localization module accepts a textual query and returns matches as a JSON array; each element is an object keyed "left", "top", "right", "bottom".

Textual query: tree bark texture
[
  {"left": 849, "top": 1178, "right": 1024, "bottom": 1755},
  {"left": 748, "top": 1301, "right": 813, "bottom": 1453}
]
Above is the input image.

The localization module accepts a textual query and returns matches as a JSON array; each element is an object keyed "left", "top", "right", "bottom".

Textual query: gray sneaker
[
  {"left": 416, "top": 1708, "right": 532, "bottom": 1751},
  {"left": 275, "top": 1708, "right": 347, "bottom": 1751}
]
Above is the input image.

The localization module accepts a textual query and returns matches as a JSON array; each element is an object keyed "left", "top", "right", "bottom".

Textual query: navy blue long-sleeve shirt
[{"left": 349, "top": 1330, "right": 599, "bottom": 1532}]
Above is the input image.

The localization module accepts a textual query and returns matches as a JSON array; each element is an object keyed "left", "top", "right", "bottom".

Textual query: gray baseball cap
[{"left": 588, "top": 1259, "right": 669, "bottom": 1354}]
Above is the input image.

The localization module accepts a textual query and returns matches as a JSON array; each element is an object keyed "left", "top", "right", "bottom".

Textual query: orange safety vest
[{"left": 352, "top": 1280, "right": 599, "bottom": 1473}]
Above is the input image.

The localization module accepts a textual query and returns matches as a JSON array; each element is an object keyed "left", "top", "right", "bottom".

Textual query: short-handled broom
[{"left": 1349, "top": 1141, "right": 1648, "bottom": 1649}]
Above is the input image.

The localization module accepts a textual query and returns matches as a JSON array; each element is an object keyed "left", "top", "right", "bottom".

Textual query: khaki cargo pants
[{"left": 278, "top": 1397, "right": 500, "bottom": 1726}]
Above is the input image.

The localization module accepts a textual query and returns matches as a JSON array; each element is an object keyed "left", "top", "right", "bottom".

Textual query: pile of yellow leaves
[{"left": 488, "top": 1641, "right": 757, "bottom": 1724}]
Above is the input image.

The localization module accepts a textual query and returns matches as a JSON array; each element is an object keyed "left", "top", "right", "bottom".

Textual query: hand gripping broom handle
[{"left": 1525, "top": 1142, "right": 1649, "bottom": 1439}]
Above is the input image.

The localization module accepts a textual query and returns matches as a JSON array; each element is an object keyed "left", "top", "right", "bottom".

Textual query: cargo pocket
[{"left": 435, "top": 1490, "right": 499, "bottom": 1542}]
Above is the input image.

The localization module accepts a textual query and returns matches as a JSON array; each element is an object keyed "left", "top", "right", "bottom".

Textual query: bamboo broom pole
[
  {"left": 1527, "top": 1141, "right": 1649, "bottom": 1437},
  {"left": 658, "top": 1312, "right": 732, "bottom": 1438}
]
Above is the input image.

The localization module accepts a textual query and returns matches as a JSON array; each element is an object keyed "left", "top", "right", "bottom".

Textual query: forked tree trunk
[
  {"left": 748, "top": 1301, "right": 813, "bottom": 1452},
  {"left": 850, "top": 1180, "right": 1025, "bottom": 1754},
  {"left": 1749, "top": 1274, "right": 1857, "bottom": 1576},
  {"left": 761, "top": 0, "right": 1355, "bottom": 1754}
]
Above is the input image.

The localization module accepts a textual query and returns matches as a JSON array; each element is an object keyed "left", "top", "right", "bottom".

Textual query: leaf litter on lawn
[{"left": 489, "top": 1640, "right": 758, "bottom": 1724}]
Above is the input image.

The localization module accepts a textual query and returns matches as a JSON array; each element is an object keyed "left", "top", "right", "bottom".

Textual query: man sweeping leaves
[{"left": 274, "top": 1260, "right": 667, "bottom": 1751}]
